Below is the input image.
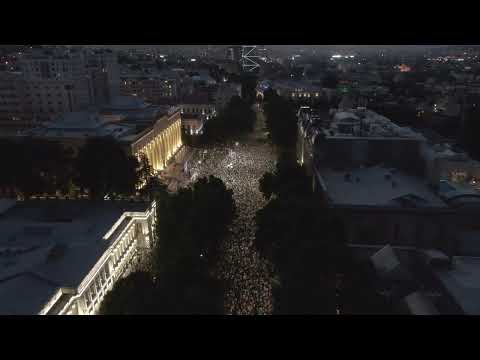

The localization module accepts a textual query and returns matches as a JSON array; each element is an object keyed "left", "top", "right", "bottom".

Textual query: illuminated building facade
[
  {"left": 0, "top": 199, "right": 157, "bottom": 315},
  {"left": 181, "top": 115, "right": 205, "bottom": 136},
  {"left": 120, "top": 74, "right": 178, "bottom": 104},
  {"left": 21, "top": 101, "right": 183, "bottom": 172},
  {"left": 257, "top": 80, "right": 322, "bottom": 101},
  {"left": 17, "top": 47, "right": 120, "bottom": 121},
  {"left": 128, "top": 111, "right": 183, "bottom": 172}
]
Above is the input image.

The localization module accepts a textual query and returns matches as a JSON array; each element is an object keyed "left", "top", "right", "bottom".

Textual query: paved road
[{"left": 188, "top": 106, "right": 277, "bottom": 314}]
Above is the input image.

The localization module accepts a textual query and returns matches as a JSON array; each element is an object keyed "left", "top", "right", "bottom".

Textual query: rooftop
[
  {"left": 433, "top": 256, "right": 480, "bottom": 315},
  {"left": 102, "top": 96, "right": 169, "bottom": 122},
  {"left": 106, "top": 96, "right": 151, "bottom": 111},
  {"left": 402, "top": 291, "right": 439, "bottom": 315},
  {"left": 371, "top": 245, "right": 401, "bottom": 276},
  {"left": 322, "top": 108, "right": 425, "bottom": 140},
  {"left": 319, "top": 166, "right": 447, "bottom": 207},
  {"left": 24, "top": 112, "right": 136, "bottom": 140},
  {"left": 120, "top": 111, "right": 182, "bottom": 146},
  {"left": 0, "top": 200, "right": 150, "bottom": 315},
  {"left": 46, "top": 111, "right": 105, "bottom": 130}
]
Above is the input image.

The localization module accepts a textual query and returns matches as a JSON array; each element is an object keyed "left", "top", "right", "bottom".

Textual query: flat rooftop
[
  {"left": 322, "top": 109, "right": 425, "bottom": 140},
  {"left": 0, "top": 200, "right": 150, "bottom": 315},
  {"left": 21, "top": 111, "right": 142, "bottom": 141},
  {"left": 319, "top": 166, "right": 447, "bottom": 207},
  {"left": 25, "top": 123, "right": 136, "bottom": 140},
  {"left": 433, "top": 256, "right": 480, "bottom": 315}
]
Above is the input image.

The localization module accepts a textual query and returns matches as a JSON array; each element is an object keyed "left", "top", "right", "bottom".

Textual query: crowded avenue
[{"left": 185, "top": 108, "right": 276, "bottom": 314}]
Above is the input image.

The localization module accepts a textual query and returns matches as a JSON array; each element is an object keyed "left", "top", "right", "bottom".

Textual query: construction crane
[{"left": 241, "top": 45, "right": 260, "bottom": 72}]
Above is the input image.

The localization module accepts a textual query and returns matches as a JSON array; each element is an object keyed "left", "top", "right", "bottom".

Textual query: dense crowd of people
[{"left": 187, "top": 114, "right": 276, "bottom": 315}]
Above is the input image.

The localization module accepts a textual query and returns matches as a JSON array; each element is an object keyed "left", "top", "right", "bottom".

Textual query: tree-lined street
[{"left": 187, "top": 107, "right": 276, "bottom": 314}]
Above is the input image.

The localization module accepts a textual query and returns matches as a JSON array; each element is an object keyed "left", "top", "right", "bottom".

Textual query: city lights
[
  {"left": 188, "top": 129, "right": 275, "bottom": 314},
  {"left": 4, "top": 44, "right": 480, "bottom": 316}
]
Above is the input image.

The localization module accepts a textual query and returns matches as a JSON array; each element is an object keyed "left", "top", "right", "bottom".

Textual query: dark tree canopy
[
  {"left": 240, "top": 73, "right": 258, "bottom": 105},
  {"left": 255, "top": 151, "right": 385, "bottom": 314},
  {"left": 140, "top": 175, "right": 168, "bottom": 201},
  {"left": 154, "top": 175, "right": 235, "bottom": 271},
  {"left": 262, "top": 88, "right": 278, "bottom": 104},
  {"left": 322, "top": 72, "right": 339, "bottom": 89},
  {"left": 255, "top": 154, "right": 351, "bottom": 314},
  {"left": 99, "top": 272, "right": 157, "bottom": 315},
  {"left": 259, "top": 155, "right": 312, "bottom": 201},
  {"left": 195, "top": 96, "right": 255, "bottom": 146},
  {"left": 0, "top": 138, "right": 74, "bottom": 198},
  {"left": 263, "top": 92, "right": 298, "bottom": 150},
  {"left": 101, "top": 175, "right": 233, "bottom": 315},
  {"left": 75, "top": 136, "right": 140, "bottom": 200},
  {"left": 461, "top": 105, "right": 480, "bottom": 161},
  {"left": 255, "top": 193, "right": 347, "bottom": 314}
]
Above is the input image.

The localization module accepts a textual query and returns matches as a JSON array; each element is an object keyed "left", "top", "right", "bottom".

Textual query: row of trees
[
  {"left": 0, "top": 138, "right": 75, "bottom": 198},
  {"left": 185, "top": 95, "right": 256, "bottom": 147},
  {"left": 100, "top": 175, "right": 236, "bottom": 314},
  {"left": 257, "top": 90, "right": 387, "bottom": 313},
  {"left": 460, "top": 104, "right": 480, "bottom": 161},
  {"left": 0, "top": 137, "right": 152, "bottom": 200},
  {"left": 262, "top": 89, "right": 298, "bottom": 152},
  {"left": 182, "top": 73, "right": 258, "bottom": 147},
  {"left": 256, "top": 157, "right": 347, "bottom": 313},
  {"left": 240, "top": 73, "right": 258, "bottom": 105},
  {"left": 256, "top": 156, "right": 389, "bottom": 314}
]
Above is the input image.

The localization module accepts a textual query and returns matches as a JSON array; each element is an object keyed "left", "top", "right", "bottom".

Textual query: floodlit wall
[
  {"left": 132, "top": 112, "right": 183, "bottom": 172},
  {"left": 40, "top": 203, "right": 156, "bottom": 315}
]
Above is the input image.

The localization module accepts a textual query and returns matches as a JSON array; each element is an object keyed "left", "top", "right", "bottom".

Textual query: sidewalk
[{"left": 159, "top": 145, "right": 197, "bottom": 192}]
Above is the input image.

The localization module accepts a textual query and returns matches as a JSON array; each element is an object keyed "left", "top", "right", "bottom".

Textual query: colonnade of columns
[{"left": 138, "top": 120, "right": 182, "bottom": 172}]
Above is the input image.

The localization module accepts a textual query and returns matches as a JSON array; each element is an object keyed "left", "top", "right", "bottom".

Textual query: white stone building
[{"left": 0, "top": 199, "right": 157, "bottom": 315}]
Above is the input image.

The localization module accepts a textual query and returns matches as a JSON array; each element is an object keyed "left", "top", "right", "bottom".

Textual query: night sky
[{"left": 88, "top": 45, "right": 451, "bottom": 54}]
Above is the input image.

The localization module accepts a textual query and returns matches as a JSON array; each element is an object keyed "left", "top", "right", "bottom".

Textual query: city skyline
[
  {"left": 89, "top": 44, "right": 455, "bottom": 53},
  {"left": 2, "top": 44, "right": 480, "bottom": 316}
]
